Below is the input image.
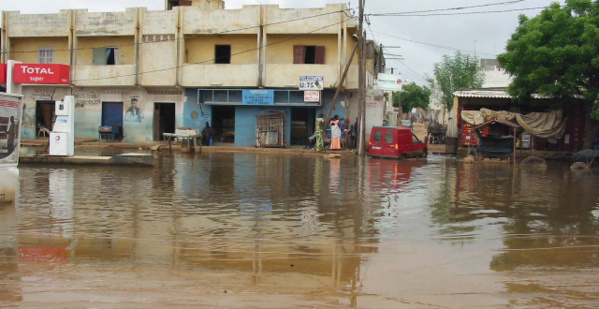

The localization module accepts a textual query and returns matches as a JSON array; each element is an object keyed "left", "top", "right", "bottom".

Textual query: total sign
[{"left": 14, "top": 64, "right": 70, "bottom": 84}]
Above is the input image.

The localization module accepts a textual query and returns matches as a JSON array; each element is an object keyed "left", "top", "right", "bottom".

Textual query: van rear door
[
  {"left": 398, "top": 131, "right": 414, "bottom": 157},
  {"left": 369, "top": 128, "right": 384, "bottom": 156},
  {"left": 382, "top": 129, "right": 398, "bottom": 157}
]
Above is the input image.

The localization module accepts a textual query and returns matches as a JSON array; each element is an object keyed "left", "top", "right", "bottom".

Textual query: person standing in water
[
  {"left": 329, "top": 115, "right": 341, "bottom": 150},
  {"left": 315, "top": 113, "right": 324, "bottom": 152}
]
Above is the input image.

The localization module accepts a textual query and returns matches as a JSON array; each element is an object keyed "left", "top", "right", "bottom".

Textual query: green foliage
[
  {"left": 497, "top": 0, "right": 599, "bottom": 119},
  {"left": 393, "top": 82, "right": 432, "bottom": 112},
  {"left": 432, "top": 51, "right": 485, "bottom": 111}
]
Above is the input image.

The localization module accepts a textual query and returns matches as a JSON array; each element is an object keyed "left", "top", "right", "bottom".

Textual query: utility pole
[
  {"left": 325, "top": 41, "right": 359, "bottom": 123},
  {"left": 357, "top": 0, "right": 366, "bottom": 157}
]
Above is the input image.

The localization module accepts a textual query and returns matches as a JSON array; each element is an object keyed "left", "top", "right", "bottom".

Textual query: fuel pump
[{"left": 49, "top": 95, "right": 75, "bottom": 156}]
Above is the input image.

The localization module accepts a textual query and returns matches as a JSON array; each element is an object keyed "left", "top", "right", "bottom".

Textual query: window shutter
[
  {"left": 293, "top": 45, "right": 304, "bottom": 64},
  {"left": 93, "top": 48, "right": 106, "bottom": 65},
  {"left": 315, "top": 46, "right": 325, "bottom": 64}
]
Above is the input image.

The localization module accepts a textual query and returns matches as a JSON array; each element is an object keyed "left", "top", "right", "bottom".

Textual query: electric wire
[
  {"left": 73, "top": 17, "right": 355, "bottom": 83},
  {"left": 366, "top": 0, "right": 528, "bottom": 16},
  {"left": 372, "top": 30, "right": 497, "bottom": 57},
  {"left": 0, "top": 9, "right": 350, "bottom": 56},
  {"left": 372, "top": 6, "right": 549, "bottom": 17}
]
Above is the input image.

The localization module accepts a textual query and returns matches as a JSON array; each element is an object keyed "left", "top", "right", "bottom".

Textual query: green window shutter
[{"left": 93, "top": 48, "right": 106, "bottom": 65}]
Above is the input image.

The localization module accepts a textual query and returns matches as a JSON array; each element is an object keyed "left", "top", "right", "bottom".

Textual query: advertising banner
[
  {"left": 304, "top": 91, "right": 320, "bottom": 102},
  {"left": 0, "top": 94, "right": 23, "bottom": 167},
  {"left": 13, "top": 64, "right": 70, "bottom": 84},
  {"left": 242, "top": 89, "right": 274, "bottom": 106},
  {"left": 299, "top": 76, "right": 324, "bottom": 91},
  {"left": 375, "top": 73, "right": 403, "bottom": 91}
]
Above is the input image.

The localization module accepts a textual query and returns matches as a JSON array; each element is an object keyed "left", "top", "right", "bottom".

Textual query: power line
[
  {"left": 396, "top": 61, "right": 429, "bottom": 83},
  {"left": 372, "top": 30, "right": 497, "bottom": 57},
  {"left": 1, "top": 9, "right": 348, "bottom": 56},
  {"left": 370, "top": 6, "right": 548, "bottom": 17},
  {"left": 367, "top": 0, "right": 527, "bottom": 16},
  {"left": 73, "top": 17, "right": 355, "bottom": 83},
  {"left": 381, "top": 46, "right": 429, "bottom": 83}
]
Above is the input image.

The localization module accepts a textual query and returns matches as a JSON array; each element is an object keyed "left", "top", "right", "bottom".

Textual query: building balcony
[
  {"left": 74, "top": 9, "right": 137, "bottom": 36},
  {"left": 182, "top": 6, "right": 260, "bottom": 35},
  {"left": 263, "top": 64, "right": 339, "bottom": 89},
  {"left": 5, "top": 10, "right": 71, "bottom": 37},
  {"left": 74, "top": 65, "right": 136, "bottom": 87},
  {"left": 180, "top": 64, "right": 258, "bottom": 87}
]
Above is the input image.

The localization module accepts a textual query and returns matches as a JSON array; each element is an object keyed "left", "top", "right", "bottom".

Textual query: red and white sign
[
  {"left": 375, "top": 73, "right": 403, "bottom": 91},
  {"left": 304, "top": 90, "right": 320, "bottom": 102},
  {"left": 0, "top": 63, "right": 6, "bottom": 83},
  {"left": 14, "top": 64, "right": 70, "bottom": 84}
]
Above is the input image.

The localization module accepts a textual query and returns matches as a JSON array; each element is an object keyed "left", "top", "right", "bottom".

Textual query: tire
[{"left": 422, "top": 149, "right": 428, "bottom": 158}]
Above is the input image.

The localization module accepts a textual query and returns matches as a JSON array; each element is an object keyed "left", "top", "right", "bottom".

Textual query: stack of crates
[{"left": 460, "top": 123, "right": 478, "bottom": 147}]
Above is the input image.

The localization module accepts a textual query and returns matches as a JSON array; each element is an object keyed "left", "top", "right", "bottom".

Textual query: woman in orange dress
[{"left": 329, "top": 115, "right": 342, "bottom": 150}]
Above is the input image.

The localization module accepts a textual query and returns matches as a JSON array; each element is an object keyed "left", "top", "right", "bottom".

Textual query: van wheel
[{"left": 423, "top": 149, "right": 428, "bottom": 158}]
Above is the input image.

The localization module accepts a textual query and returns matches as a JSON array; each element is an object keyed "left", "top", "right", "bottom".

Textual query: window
[
  {"left": 412, "top": 134, "right": 420, "bottom": 144},
  {"left": 167, "top": 0, "right": 192, "bottom": 10},
  {"left": 385, "top": 131, "right": 394, "bottom": 144},
  {"left": 215, "top": 45, "right": 231, "bottom": 64},
  {"left": 93, "top": 47, "right": 119, "bottom": 65},
  {"left": 293, "top": 45, "right": 325, "bottom": 64},
  {"left": 373, "top": 130, "right": 382, "bottom": 142},
  {"left": 38, "top": 47, "right": 54, "bottom": 64}
]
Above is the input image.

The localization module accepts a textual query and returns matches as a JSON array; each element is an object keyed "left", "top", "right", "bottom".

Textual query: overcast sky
[{"left": 1, "top": 0, "right": 564, "bottom": 86}]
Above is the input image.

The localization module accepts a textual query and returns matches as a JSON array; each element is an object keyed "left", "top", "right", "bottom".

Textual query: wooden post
[
  {"left": 325, "top": 41, "right": 359, "bottom": 123},
  {"left": 513, "top": 127, "right": 517, "bottom": 164},
  {"left": 357, "top": 0, "right": 366, "bottom": 157}
]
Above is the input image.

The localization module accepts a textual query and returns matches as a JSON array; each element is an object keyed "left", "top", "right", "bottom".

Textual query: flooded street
[{"left": 2, "top": 153, "right": 599, "bottom": 308}]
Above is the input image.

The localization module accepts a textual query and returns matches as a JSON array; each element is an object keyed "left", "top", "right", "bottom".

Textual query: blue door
[
  {"left": 101, "top": 102, "right": 123, "bottom": 127},
  {"left": 101, "top": 102, "right": 123, "bottom": 139}
]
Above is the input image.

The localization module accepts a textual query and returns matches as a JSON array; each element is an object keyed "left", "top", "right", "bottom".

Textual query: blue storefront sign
[{"left": 242, "top": 89, "right": 274, "bottom": 106}]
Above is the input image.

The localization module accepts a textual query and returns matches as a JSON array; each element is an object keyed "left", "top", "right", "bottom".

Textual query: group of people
[{"left": 305, "top": 114, "right": 357, "bottom": 151}]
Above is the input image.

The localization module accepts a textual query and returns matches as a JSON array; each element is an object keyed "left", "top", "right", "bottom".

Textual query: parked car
[
  {"left": 368, "top": 126, "right": 427, "bottom": 159},
  {"left": 400, "top": 119, "right": 413, "bottom": 131}
]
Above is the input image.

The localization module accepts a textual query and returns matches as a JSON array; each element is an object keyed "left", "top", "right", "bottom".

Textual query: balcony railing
[
  {"left": 263, "top": 64, "right": 339, "bottom": 89},
  {"left": 180, "top": 64, "right": 258, "bottom": 87},
  {"left": 74, "top": 65, "right": 136, "bottom": 86}
]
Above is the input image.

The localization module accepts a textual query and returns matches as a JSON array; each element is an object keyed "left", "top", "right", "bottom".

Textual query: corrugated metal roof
[
  {"left": 453, "top": 89, "right": 549, "bottom": 99},
  {"left": 453, "top": 89, "right": 511, "bottom": 98}
]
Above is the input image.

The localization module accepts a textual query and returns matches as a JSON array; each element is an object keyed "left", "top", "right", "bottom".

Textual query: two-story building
[{"left": 1, "top": 0, "right": 383, "bottom": 147}]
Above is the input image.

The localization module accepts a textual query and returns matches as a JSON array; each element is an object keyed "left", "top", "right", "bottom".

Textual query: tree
[
  {"left": 432, "top": 51, "right": 485, "bottom": 111},
  {"left": 497, "top": 0, "right": 599, "bottom": 122},
  {"left": 393, "top": 82, "right": 431, "bottom": 113}
]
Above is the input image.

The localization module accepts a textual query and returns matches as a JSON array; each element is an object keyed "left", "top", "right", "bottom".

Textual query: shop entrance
[
  {"left": 154, "top": 103, "right": 176, "bottom": 141},
  {"left": 36, "top": 100, "right": 55, "bottom": 137},
  {"left": 290, "top": 108, "right": 314, "bottom": 145},
  {"left": 212, "top": 106, "right": 235, "bottom": 143}
]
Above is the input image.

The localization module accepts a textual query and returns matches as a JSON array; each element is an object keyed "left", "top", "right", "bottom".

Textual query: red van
[{"left": 368, "top": 126, "right": 427, "bottom": 159}]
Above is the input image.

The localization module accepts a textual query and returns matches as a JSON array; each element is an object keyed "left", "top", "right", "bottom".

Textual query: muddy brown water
[{"left": 1, "top": 153, "right": 599, "bottom": 308}]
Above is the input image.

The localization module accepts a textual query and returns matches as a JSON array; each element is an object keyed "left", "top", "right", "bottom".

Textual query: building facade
[{"left": 1, "top": 0, "right": 383, "bottom": 146}]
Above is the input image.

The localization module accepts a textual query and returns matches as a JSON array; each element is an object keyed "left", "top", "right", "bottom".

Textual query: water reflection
[
  {"left": 5, "top": 154, "right": 599, "bottom": 307},
  {"left": 0, "top": 201, "right": 21, "bottom": 302},
  {"left": 427, "top": 161, "right": 599, "bottom": 308}
]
